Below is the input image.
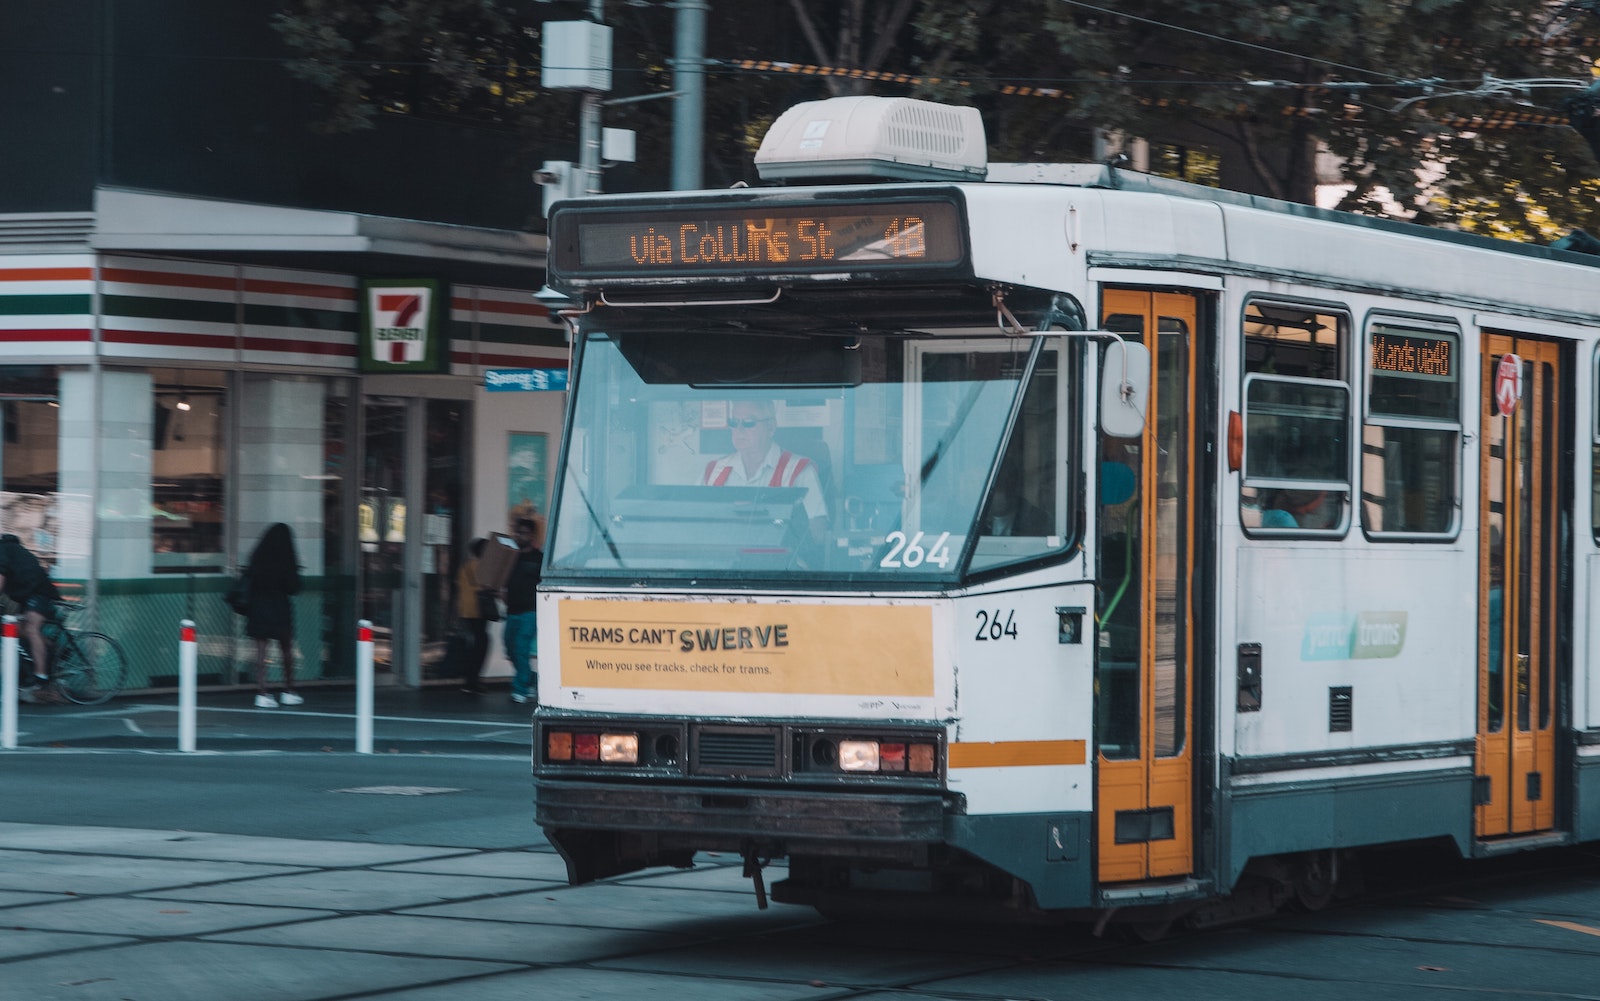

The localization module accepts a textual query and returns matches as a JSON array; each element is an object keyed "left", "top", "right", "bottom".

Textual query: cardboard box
[{"left": 477, "top": 532, "right": 521, "bottom": 589}]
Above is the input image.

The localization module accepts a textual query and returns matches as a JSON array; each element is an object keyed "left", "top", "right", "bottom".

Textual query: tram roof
[{"left": 983, "top": 161, "right": 1600, "bottom": 274}]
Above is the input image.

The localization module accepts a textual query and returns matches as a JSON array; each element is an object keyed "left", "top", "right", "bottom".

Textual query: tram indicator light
[
  {"left": 573, "top": 733, "right": 601, "bottom": 761},
  {"left": 833, "top": 738, "right": 939, "bottom": 774},
  {"left": 549, "top": 197, "right": 968, "bottom": 282},
  {"left": 547, "top": 732, "right": 574, "bottom": 761},
  {"left": 879, "top": 743, "right": 907, "bottom": 771}
]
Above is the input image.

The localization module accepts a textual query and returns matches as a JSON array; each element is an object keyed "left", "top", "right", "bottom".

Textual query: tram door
[
  {"left": 1095, "top": 289, "right": 1197, "bottom": 882},
  {"left": 1477, "top": 335, "right": 1561, "bottom": 837}
]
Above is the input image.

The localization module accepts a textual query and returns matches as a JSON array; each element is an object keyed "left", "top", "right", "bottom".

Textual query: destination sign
[
  {"left": 1370, "top": 329, "right": 1454, "bottom": 380},
  {"left": 549, "top": 198, "right": 967, "bottom": 279}
]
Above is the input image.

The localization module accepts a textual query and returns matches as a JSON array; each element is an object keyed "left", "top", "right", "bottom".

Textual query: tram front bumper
[{"left": 534, "top": 777, "right": 950, "bottom": 851}]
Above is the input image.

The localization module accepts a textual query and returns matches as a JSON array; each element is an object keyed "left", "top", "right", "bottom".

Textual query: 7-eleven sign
[{"left": 360, "top": 279, "right": 446, "bottom": 373}]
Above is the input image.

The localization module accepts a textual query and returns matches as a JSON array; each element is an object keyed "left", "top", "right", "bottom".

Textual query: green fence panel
[{"left": 83, "top": 576, "right": 357, "bottom": 691}]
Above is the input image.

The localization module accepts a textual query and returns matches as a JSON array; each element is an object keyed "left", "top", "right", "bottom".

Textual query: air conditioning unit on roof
[{"left": 755, "top": 96, "right": 988, "bottom": 183}]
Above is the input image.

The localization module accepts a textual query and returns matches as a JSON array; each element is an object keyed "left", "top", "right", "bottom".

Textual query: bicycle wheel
[{"left": 55, "top": 632, "right": 130, "bottom": 705}]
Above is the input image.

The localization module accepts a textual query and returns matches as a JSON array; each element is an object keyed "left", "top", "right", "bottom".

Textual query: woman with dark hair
[
  {"left": 245, "top": 522, "right": 302, "bottom": 708},
  {"left": 456, "top": 537, "right": 495, "bottom": 694}
]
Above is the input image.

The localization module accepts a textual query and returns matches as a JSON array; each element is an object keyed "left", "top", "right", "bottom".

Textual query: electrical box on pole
[
  {"left": 542, "top": 19, "right": 612, "bottom": 198},
  {"left": 602, "top": 128, "right": 636, "bottom": 164},
  {"left": 541, "top": 21, "right": 613, "bottom": 91}
]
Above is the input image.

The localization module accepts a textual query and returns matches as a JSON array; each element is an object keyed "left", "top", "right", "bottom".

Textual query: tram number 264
[
  {"left": 879, "top": 530, "right": 952, "bottom": 569},
  {"left": 974, "top": 609, "right": 1018, "bottom": 641}
]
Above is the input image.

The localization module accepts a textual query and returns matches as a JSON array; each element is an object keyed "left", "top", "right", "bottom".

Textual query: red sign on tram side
[{"left": 1495, "top": 353, "right": 1522, "bottom": 416}]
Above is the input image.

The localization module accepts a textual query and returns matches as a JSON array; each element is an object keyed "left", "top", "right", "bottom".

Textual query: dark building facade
[{"left": 0, "top": 2, "right": 565, "bottom": 691}]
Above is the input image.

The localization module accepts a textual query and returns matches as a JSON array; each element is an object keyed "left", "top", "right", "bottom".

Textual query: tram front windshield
[{"left": 548, "top": 326, "right": 1049, "bottom": 583}]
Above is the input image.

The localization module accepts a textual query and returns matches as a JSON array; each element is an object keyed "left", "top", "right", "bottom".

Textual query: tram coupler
[{"left": 741, "top": 845, "right": 771, "bottom": 910}]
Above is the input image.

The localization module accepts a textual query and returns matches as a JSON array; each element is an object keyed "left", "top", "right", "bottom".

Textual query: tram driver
[{"left": 702, "top": 399, "right": 829, "bottom": 545}]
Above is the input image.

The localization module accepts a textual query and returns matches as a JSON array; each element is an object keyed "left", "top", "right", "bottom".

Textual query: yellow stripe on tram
[
  {"left": 949, "top": 740, "right": 1087, "bottom": 769},
  {"left": 1537, "top": 919, "right": 1600, "bottom": 939}
]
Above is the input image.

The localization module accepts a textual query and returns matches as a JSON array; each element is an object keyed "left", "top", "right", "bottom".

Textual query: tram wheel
[{"left": 1292, "top": 851, "right": 1336, "bottom": 912}]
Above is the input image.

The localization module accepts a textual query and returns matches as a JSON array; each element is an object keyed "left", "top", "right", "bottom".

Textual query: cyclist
[{"left": 0, "top": 533, "right": 61, "bottom": 703}]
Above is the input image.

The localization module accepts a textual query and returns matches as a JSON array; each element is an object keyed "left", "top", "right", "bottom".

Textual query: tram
[{"left": 530, "top": 95, "right": 1600, "bottom": 927}]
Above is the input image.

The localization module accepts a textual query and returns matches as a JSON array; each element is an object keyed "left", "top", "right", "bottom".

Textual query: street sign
[
  {"left": 485, "top": 369, "right": 568, "bottom": 392},
  {"left": 1495, "top": 353, "right": 1522, "bottom": 416}
]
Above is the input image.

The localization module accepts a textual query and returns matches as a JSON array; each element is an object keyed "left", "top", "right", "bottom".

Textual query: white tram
[{"left": 531, "top": 96, "right": 1600, "bottom": 925}]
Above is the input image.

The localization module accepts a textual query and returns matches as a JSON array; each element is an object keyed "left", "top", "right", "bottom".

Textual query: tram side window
[
  {"left": 1240, "top": 302, "right": 1350, "bottom": 534},
  {"left": 1362, "top": 323, "right": 1459, "bottom": 536}
]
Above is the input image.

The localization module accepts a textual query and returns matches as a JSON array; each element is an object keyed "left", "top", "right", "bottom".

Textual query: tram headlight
[
  {"left": 539, "top": 724, "right": 678, "bottom": 770},
  {"left": 839, "top": 739, "right": 880, "bottom": 771},
  {"left": 599, "top": 733, "right": 639, "bottom": 764},
  {"left": 829, "top": 737, "right": 939, "bottom": 774}
]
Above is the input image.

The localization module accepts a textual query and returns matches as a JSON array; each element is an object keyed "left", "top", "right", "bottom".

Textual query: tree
[
  {"left": 271, "top": 0, "right": 551, "bottom": 134},
  {"left": 910, "top": 0, "right": 1600, "bottom": 235},
  {"left": 784, "top": 0, "right": 919, "bottom": 97},
  {"left": 269, "top": 1, "right": 918, "bottom": 192},
  {"left": 272, "top": 0, "right": 1600, "bottom": 237}
]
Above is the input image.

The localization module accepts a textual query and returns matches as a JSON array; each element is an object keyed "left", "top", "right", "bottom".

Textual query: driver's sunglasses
[{"left": 730, "top": 418, "right": 771, "bottom": 429}]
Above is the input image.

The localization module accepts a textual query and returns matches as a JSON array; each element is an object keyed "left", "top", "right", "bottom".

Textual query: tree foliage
[
  {"left": 272, "top": 0, "right": 1600, "bottom": 237},
  {"left": 272, "top": 0, "right": 548, "bottom": 133},
  {"left": 911, "top": 0, "right": 1600, "bottom": 235}
]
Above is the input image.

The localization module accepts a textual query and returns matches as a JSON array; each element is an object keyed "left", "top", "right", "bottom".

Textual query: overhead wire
[
  {"left": 1045, "top": 0, "right": 1595, "bottom": 123},
  {"left": 1049, "top": 0, "right": 1415, "bottom": 84}
]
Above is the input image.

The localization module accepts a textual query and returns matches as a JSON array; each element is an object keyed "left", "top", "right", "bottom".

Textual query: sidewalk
[{"left": 6, "top": 682, "right": 535, "bottom": 756}]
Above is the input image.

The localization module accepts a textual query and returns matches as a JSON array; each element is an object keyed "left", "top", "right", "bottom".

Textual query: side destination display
[{"left": 548, "top": 196, "right": 968, "bottom": 282}]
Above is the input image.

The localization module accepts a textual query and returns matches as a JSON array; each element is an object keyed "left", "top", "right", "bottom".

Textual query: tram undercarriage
[{"left": 538, "top": 776, "right": 1368, "bottom": 934}]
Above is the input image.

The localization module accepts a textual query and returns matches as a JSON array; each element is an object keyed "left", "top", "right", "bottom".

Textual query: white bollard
[
  {"left": 178, "top": 619, "right": 197, "bottom": 753},
  {"left": 1, "top": 615, "right": 17, "bottom": 750},
  {"left": 356, "top": 618, "right": 374, "bottom": 754}
]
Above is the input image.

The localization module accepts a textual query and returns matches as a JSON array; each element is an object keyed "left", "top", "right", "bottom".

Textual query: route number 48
[
  {"left": 879, "top": 531, "right": 952, "bottom": 569},
  {"left": 974, "top": 609, "right": 1018, "bottom": 641}
]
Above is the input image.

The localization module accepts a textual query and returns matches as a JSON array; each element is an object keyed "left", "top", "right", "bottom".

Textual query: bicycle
[{"left": 17, "top": 601, "right": 130, "bottom": 705}]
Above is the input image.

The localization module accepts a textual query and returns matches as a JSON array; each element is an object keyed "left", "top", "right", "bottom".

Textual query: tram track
[{"left": 4, "top": 748, "right": 1599, "bottom": 1000}]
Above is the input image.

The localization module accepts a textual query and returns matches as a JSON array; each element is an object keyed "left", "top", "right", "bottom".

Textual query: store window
[
  {"left": 1240, "top": 301, "right": 1351, "bottom": 535},
  {"left": 0, "top": 367, "right": 64, "bottom": 566},
  {"left": 151, "top": 368, "right": 227, "bottom": 573}
]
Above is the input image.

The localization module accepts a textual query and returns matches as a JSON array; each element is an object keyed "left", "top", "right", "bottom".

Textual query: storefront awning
[{"left": 87, "top": 187, "right": 546, "bottom": 287}]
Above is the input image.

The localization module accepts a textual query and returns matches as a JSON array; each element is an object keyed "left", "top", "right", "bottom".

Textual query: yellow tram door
[
  {"left": 1095, "top": 289, "right": 1197, "bottom": 883},
  {"left": 1477, "top": 335, "right": 1561, "bottom": 837}
]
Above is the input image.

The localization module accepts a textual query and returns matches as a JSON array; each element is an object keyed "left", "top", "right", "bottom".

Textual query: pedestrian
[
  {"left": 0, "top": 533, "right": 61, "bottom": 703},
  {"left": 456, "top": 537, "right": 495, "bottom": 694},
  {"left": 502, "top": 517, "right": 542, "bottom": 705},
  {"left": 243, "top": 522, "right": 302, "bottom": 708}
]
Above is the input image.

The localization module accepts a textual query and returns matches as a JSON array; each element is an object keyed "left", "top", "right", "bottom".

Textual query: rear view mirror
[{"left": 1100, "top": 340, "right": 1149, "bottom": 438}]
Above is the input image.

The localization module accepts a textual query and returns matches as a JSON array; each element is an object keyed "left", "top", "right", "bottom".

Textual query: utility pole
[
  {"left": 542, "top": 0, "right": 705, "bottom": 202},
  {"left": 540, "top": 5, "right": 613, "bottom": 212},
  {"left": 579, "top": 0, "right": 605, "bottom": 195},
  {"left": 672, "top": 0, "right": 708, "bottom": 190}
]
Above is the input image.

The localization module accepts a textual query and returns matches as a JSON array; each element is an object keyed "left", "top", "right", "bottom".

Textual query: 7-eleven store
[{"left": 0, "top": 190, "right": 563, "bottom": 692}]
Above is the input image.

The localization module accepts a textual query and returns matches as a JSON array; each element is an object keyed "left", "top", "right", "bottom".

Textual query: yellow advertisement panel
[{"left": 559, "top": 599, "right": 934, "bottom": 696}]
